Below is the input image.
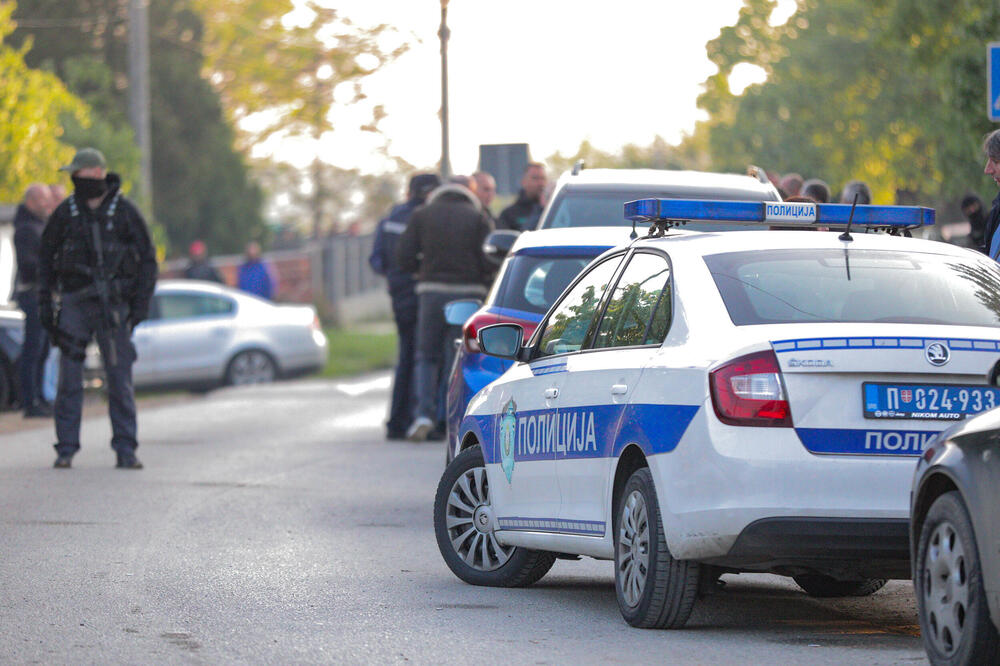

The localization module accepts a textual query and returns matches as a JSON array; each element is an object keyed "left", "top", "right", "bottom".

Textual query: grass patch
[{"left": 320, "top": 326, "right": 397, "bottom": 378}]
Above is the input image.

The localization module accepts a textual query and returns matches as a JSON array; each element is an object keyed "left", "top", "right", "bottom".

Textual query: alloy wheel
[
  {"left": 618, "top": 489, "right": 650, "bottom": 608},
  {"left": 444, "top": 466, "right": 513, "bottom": 571}
]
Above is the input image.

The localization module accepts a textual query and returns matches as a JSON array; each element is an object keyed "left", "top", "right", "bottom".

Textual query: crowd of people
[{"left": 368, "top": 163, "right": 549, "bottom": 441}]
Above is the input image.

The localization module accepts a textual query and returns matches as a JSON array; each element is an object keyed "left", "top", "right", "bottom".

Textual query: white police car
[{"left": 433, "top": 198, "right": 1000, "bottom": 628}]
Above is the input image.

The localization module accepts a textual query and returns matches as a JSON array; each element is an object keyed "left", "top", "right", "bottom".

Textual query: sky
[{"left": 256, "top": 0, "right": 796, "bottom": 175}]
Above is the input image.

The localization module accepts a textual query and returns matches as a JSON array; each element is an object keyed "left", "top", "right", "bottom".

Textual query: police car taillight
[
  {"left": 710, "top": 350, "right": 792, "bottom": 427},
  {"left": 463, "top": 313, "right": 537, "bottom": 353}
]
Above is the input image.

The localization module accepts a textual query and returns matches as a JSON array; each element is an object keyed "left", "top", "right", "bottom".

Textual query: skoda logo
[{"left": 925, "top": 342, "right": 950, "bottom": 366}]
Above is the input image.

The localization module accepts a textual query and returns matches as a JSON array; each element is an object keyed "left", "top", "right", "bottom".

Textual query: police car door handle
[
  {"left": 544, "top": 388, "right": 559, "bottom": 399},
  {"left": 611, "top": 384, "right": 628, "bottom": 395}
]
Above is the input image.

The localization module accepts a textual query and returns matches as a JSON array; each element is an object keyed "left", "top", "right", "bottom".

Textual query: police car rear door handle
[
  {"left": 544, "top": 388, "right": 559, "bottom": 399},
  {"left": 611, "top": 384, "right": 628, "bottom": 395}
]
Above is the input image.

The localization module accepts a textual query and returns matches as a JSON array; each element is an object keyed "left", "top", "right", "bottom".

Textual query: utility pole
[
  {"left": 438, "top": 0, "right": 452, "bottom": 180},
  {"left": 128, "top": 0, "right": 153, "bottom": 211}
]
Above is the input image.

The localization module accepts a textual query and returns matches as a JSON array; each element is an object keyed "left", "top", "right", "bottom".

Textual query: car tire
[
  {"left": 916, "top": 491, "right": 1000, "bottom": 665},
  {"left": 793, "top": 575, "right": 887, "bottom": 598},
  {"left": 614, "top": 467, "right": 699, "bottom": 629},
  {"left": 225, "top": 349, "right": 277, "bottom": 386},
  {"left": 433, "top": 446, "right": 555, "bottom": 587}
]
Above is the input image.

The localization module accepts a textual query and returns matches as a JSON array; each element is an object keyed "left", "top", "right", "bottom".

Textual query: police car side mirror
[
  {"left": 478, "top": 323, "right": 523, "bottom": 360},
  {"left": 444, "top": 299, "right": 481, "bottom": 326},
  {"left": 483, "top": 230, "right": 520, "bottom": 265}
]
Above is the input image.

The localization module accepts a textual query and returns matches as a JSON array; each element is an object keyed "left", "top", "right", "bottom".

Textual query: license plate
[{"left": 863, "top": 383, "right": 1000, "bottom": 420}]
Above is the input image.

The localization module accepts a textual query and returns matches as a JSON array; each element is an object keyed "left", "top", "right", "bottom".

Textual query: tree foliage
[
  {"left": 192, "top": 0, "right": 408, "bottom": 149},
  {"left": 698, "top": 0, "right": 1000, "bottom": 206},
  {"left": 0, "top": 1, "right": 88, "bottom": 202},
  {"left": 12, "top": 0, "right": 264, "bottom": 254},
  {"left": 546, "top": 134, "right": 712, "bottom": 178}
]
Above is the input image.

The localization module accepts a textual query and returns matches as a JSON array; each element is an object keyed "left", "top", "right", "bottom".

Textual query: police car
[{"left": 433, "top": 198, "right": 1000, "bottom": 629}]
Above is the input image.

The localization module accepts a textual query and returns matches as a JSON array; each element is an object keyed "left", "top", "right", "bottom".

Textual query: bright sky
[{"left": 257, "top": 0, "right": 796, "bottom": 175}]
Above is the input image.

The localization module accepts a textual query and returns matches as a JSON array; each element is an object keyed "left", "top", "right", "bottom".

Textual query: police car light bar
[{"left": 624, "top": 198, "right": 935, "bottom": 229}]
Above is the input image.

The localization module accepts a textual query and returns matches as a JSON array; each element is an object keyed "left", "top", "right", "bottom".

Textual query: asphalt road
[{"left": 0, "top": 374, "right": 927, "bottom": 664}]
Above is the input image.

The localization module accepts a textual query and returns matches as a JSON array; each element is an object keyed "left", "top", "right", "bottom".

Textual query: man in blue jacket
[
  {"left": 237, "top": 241, "right": 277, "bottom": 300},
  {"left": 369, "top": 172, "right": 440, "bottom": 439}
]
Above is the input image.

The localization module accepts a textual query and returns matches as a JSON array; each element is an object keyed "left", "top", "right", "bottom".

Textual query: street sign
[{"left": 990, "top": 42, "right": 1000, "bottom": 122}]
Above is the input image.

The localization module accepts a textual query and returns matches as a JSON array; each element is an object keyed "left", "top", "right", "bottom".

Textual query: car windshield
[
  {"left": 705, "top": 248, "right": 1000, "bottom": 327},
  {"left": 489, "top": 253, "right": 601, "bottom": 316},
  {"left": 543, "top": 191, "right": 769, "bottom": 231}
]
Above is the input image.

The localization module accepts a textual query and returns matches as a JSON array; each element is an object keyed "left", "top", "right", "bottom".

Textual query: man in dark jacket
[
  {"left": 39, "top": 147, "right": 158, "bottom": 469},
  {"left": 982, "top": 129, "right": 1000, "bottom": 260},
  {"left": 396, "top": 177, "right": 492, "bottom": 441},
  {"left": 13, "top": 183, "right": 54, "bottom": 417},
  {"left": 183, "top": 240, "right": 224, "bottom": 283},
  {"left": 369, "top": 172, "right": 440, "bottom": 439},
  {"left": 497, "top": 163, "right": 547, "bottom": 231}
]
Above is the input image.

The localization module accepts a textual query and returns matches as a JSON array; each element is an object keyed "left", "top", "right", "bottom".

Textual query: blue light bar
[{"left": 624, "top": 198, "right": 935, "bottom": 228}]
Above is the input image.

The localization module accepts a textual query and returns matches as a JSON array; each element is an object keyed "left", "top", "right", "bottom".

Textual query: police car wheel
[
  {"left": 433, "top": 446, "right": 556, "bottom": 587},
  {"left": 915, "top": 491, "right": 1000, "bottom": 665},
  {"left": 225, "top": 350, "right": 276, "bottom": 386},
  {"left": 614, "top": 467, "right": 699, "bottom": 629},
  {"left": 792, "top": 575, "right": 887, "bottom": 598}
]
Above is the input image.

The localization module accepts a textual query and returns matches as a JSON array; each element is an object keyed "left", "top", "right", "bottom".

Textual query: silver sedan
[{"left": 87, "top": 280, "right": 328, "bottom": 389}]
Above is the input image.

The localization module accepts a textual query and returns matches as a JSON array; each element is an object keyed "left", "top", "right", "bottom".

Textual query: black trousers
[{"left": 54, "top": 298, "right": 138, "bottom": 456}]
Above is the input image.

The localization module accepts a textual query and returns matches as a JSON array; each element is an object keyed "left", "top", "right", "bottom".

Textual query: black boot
[{"left": 115, "top": 450, "right": 144, "bottom": 469}]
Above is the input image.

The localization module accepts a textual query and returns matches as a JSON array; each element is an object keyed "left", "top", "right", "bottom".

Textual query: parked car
[
  {"left": 536, "top": 167, "right": 781, "bottom": 231},
  {"left": 435, "top": 197, "right": 1000, "bottom": 629},
  {"left": 0, "top": 307, "right": 23, "bottom": 409},
  {"left": 444, "top": 227, "right": 633, "bottom": 462},
  {"left": 86, "top": 280, "right": 327, "bottom": 389},
  {"left": 911, "top": 380, "right": 1000, "bottom": 664}
]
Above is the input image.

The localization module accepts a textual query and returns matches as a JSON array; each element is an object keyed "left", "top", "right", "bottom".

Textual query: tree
[
  {"left": 12, "top": 0, "right": 264, "bottom": 254},
  {"left": 698, "top": 0, "right": 1000, "bottom": 207},
  {"left": 0, "top": 0, "right": 88, "bottom": 202}
]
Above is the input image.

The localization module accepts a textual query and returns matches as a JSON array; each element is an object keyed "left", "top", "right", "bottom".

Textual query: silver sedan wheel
[
  {"left": 228, "top": 350, "right": 276, "bottom": 385},
  {"left": 923, "top": 520, "right": 969, "bottom": 657},
  {"left": 444, "top": 466, "right": 513, "bottom": 572},
  {"left": 617, "top": 489, "right": 650, "bottom": 608}
]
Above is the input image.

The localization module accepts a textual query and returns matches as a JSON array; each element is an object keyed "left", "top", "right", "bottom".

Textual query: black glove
[{"left": 39, "top": 299, "right": 55, "bottom": 334}]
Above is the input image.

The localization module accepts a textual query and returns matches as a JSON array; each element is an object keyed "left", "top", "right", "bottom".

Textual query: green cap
[{"left": 59, "top": 147, "right": 107, "bottom": 172}]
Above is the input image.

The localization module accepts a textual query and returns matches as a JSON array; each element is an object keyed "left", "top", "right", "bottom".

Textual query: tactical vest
[{"left": 56, "top": 191, "right": 140, "bottom": 300}]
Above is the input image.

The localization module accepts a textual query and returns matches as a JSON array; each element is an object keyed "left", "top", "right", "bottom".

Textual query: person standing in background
[
  {"left": 471, "top": 171, "right": 498, "bottom": 229},
  {"left": 13, "top": 184, "right": 54, "bottom": 417},
  {"left": 981, "top": 129, "right": 1000, "bottom": 260},
  {"left": 369, "top": 172, "right": 441, "bottom": 440},
  {"left": 237, "top": 241, "right": 277, "bottom": 300},
  {"left": 497, "top": 163, "right": 547, "bottom": 231},
  {"left": 184, "top": 240, "right": 224, "bottom": 283}
]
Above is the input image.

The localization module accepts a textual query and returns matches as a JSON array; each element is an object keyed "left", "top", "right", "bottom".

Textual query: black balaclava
[{"left": 72, "top": 174, "right": 108, "bottom": 200}]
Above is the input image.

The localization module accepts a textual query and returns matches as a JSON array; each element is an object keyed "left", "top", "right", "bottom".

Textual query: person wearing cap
[
  {"left": 13, "top": 183, "right": 55, "bottom": 417},
  {"left": 183, "top": 239, "right": 224, "bottom": 283},
  {"left": 368, "top": 171, "right": 441, "bottom": 439},
  {"left": 38, "top": 147, "right": 158, "bottom": 469}
]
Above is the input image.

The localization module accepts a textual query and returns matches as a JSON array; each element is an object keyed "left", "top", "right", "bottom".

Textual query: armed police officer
[{"left": 38, "top": 148, "right": 158, "bottom": 469}]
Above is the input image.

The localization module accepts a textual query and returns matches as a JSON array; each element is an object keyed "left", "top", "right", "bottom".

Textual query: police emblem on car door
[{"left": 499, "top": 398, "right": 517, "bottom": 482}]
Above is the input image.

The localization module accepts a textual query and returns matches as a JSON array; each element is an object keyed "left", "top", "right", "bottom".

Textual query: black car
[{"left": 911, "top": 375, "right": 1000, "bottom": 664}]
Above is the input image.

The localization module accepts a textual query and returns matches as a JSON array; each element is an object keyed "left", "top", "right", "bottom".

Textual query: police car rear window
[
  {"left": 492, "top": 255, "right": 596, "bottom": 315},
  {"left": 705, "top": 249, "right": 1000, "bottom": 327}
]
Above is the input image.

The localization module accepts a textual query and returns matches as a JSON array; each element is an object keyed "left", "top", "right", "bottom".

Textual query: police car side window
[
  {"left": 592, "top": 252, "right": 671, "bottom": 349},
  {"left": 536, "top": 256, "right": 623, "bottom": 358}
]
